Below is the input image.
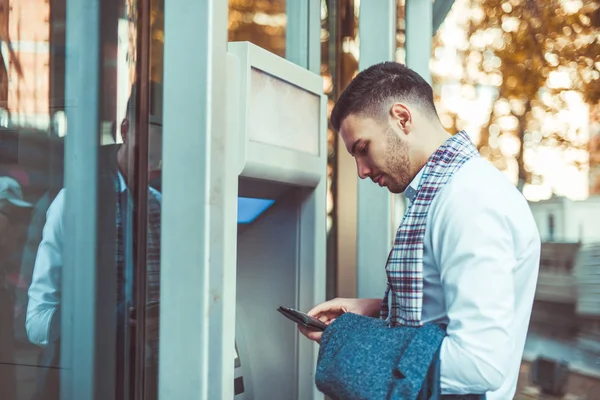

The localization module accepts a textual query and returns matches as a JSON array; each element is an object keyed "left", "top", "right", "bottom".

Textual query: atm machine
[{"left": 225, "top": 42, "right": 327, "bottom": 400}]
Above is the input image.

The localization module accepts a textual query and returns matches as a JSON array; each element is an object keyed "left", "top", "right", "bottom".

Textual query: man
[
  {"left": 26, "top": 93, "right": 162, "bottom": 400},
  {"left": 299, "top": 62, "right": 541, "bottom": 399},
  {"left": 14, "top": 188, "right": 60, "bottom": 345},
  {"left": 0, "top": 176, "right": 33, "bottom": 400}
]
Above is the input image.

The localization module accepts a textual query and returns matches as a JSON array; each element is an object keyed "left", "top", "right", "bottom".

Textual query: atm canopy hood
[{"left": 227, "top": 41, "right": 327, "bottom": 189}]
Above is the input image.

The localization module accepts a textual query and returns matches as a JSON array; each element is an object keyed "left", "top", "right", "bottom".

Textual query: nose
[{"left": 357, "top": 160, "right": 371, "bottom": 180}]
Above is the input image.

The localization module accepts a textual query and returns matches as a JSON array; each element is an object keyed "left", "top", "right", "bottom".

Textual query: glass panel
[
  {"left": 0, "top": 0, "right": 160, "bottom": 398},
  {"left": 321, "top": 0, "right": 359, "bottom": 299},
  {"left": 320, "top": 0, "right": 336, "bottom": 299},
  {"left": 1, "top": 0, "right": 69, "bottom": 398},
  {"left": 150, "top": 0, "right": 164, "bottom": 127},
  {"left": 228, "top": 0, "right": 287, "bottom": 58},
  {"left": 395, "top": 0, "right": 406, "bottom": 63},
  {"left": 115, "top": 0, "right": 162, "bottom": 398},
  {"left": 142, "top": 0, "right": 163, "bottom": 398}
]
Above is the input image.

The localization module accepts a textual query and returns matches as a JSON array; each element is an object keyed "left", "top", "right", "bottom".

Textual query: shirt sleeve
[
  {"left": 432, "top": 181, "right": 517, "bottom": 394},
  {"left": 26, "top": 189, "right": 65, "bottom": 347}
]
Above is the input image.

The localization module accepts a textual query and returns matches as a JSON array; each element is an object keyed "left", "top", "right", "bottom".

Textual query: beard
[{"left": 383, "top": 127, "right": 412, "bottom": 194}]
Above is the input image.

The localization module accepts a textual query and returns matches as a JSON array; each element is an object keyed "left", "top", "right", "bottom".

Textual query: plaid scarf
[{"left": 380, "top": 131, "right": 479, "bottom": 327}]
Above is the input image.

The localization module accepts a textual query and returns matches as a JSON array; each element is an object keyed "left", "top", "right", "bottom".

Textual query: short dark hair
[
  {"left": 125, "top": 86, "right": 136, "bottom": 121},
  {"left": 111, "top": 88, "right": 136, "bottom": 142},
  {"left": 330, "top": 62, "right": 438, "bottom": 132}
]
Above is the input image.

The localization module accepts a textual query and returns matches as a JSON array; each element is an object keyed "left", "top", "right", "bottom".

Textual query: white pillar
[
  {"left": 62, "top": 0, "right": 117, "bottom": 398},
  {"left": 356, "top": 0, "right": 397, "bottom": 299},
  {"left": 286, "top": 0, "right": 321, "bottom": 74},
  {"left": 406, "top": 0, "right": 433, "bottom": 84},
  {"left": 159, "top": 0, "right": 228, "bottom": 398}
]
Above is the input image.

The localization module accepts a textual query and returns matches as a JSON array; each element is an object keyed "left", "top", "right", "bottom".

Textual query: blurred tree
[
  {"left": 228, "top": 0, "right": 287, "bottom": 57},
  {"left": 150, "top": 0, "right": 164, "bottom": 84},
  {"left": 436, "top": 0, "right": 599, "bottom": 192}
]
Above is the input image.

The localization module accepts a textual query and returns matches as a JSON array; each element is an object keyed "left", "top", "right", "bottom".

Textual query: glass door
[{"left": 115, "top": 0, "right": 163, "bottom": 398}]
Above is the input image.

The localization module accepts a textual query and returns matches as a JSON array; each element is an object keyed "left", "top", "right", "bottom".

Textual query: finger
[
  {"left": 302, "top": 329, "right": 322, "bottom": 342},
  {"left": 306, "top": 303, "right": 335, "bottom": 317},
  {"left": 298, "top": 325, "right": 311, "bottom": 338},
  {"left": 317, "top": 312, "right": 339, "bottom": 323},
  {"left": 298, "top": 326, "right": 323, "bottom": 342},
  {"left": 307, "top": 298, "right": 346, "bottom": 317},
  {"left": 308, "top": 331, "right": 323, "bottom": 343}
]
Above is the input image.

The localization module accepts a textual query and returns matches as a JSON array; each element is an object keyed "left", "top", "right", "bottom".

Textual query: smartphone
[{"left": 277, "top": 306, "right": 327, "bottom": 332}]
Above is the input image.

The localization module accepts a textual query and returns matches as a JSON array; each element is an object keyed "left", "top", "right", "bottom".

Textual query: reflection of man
[
  {"left": 14, "top": 189, "right": 60, "bottom": 345},
  {"left": 26, "top": 94, "right": 162, "bottom": 399},
  {"left": 0, "top": 176, "right": 33, "bottom": 400},
  {"left": 299, "top": 62, "right": 541, "bottom": 399}
]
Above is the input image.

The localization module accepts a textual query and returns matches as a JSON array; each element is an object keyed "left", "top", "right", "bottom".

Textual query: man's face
[
  {"left": 121, "top": 119, "right": 163, "bottom": 176},
  {"left": 340, "top": 114, "right": 412, "bottom": 194}
]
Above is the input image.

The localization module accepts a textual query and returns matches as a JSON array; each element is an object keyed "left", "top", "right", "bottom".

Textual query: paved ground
[{"left": 516, "top": 360, "right": 600, "bottom": 400}]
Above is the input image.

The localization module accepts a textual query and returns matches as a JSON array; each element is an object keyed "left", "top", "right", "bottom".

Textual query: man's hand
[{"left": 298, "top": 298, "right": 382, "bottom": 343}]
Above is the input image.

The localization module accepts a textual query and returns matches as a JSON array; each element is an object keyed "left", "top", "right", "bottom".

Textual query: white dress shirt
[
  {"left": 401, "top": 156, "right": 540, "bottom": 399},
  {"left": 26, "top": 173, "right": 161, "bottom": 347}
]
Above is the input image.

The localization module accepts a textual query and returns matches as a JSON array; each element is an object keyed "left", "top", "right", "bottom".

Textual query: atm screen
[{"left": 237, "top": 197, "right": 275, "bottom": 224}]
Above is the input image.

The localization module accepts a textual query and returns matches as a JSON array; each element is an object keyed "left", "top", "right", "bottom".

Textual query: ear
[
  {"left": 120, "top": 119, "right": 130, "bottom": 144},
  {"left": 389, "top": 103, "right": 412, "bottom": 134}
]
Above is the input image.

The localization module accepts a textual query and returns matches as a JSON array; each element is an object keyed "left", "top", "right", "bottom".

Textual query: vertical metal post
[
  {"left": 433, "top": 0, "right": 456, "bottom": 35},
  {"left": 406, "top": 0, "right": 433, "bottom": 84},
  {"left": 286, "top": 0, "right": 321, "bottom": 73},
  {"left": 334, "top": 0, "right": 358, "bottom": 299},
  {"left": 307, "top": 0, "right": 322, "bottom": 74},
  {"left": 49, "top": 0, "right": 66, "bottom": 113},
  {"left": 355, "top": 0, "right": 396, "bottom": 299},
  {"left": 62, "top": 0, "right": 116, "bottom": 398},
  {"left": 159, "top": 0, "right": 227, "bottom": 398},
  {"left": 133, "top": 0, "right": 150, "bottom": 397}
]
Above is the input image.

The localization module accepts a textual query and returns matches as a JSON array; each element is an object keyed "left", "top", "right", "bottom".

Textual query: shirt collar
[{"left": 404, "top": 167, "right": 425, "bottom": 204}]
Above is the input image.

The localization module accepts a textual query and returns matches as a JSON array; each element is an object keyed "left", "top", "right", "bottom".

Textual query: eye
[{"left": 359, "top": 143, "right": 368, "bottom": 155}]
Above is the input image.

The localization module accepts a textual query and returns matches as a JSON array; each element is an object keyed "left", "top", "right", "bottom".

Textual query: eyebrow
[{"left": 351, "top": 139, "right": 363, "bottom": 155}]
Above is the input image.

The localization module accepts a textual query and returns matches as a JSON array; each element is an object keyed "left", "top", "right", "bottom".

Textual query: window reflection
[
  {"left": 0, "top": 0, "right": 65, "bottom": 398},
  {"left": 0, "top": 0, "right": 163, "bottom": 399},
  {"left": 228, "top": 0, "right": 287, "bottom": 57}
]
